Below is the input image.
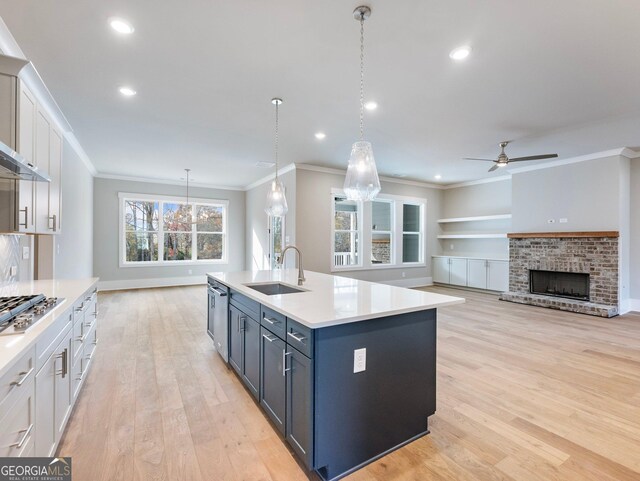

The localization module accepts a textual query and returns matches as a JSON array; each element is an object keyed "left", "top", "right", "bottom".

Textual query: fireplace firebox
[{"left": 529, "top": 270, "right": 590, "bottom": 301}]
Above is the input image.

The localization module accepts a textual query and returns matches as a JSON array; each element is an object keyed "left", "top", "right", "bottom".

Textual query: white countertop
[
  {"left": 0, "top": 278, "right": 99, "bottom": 377},
  {"left": 208, "top": 270, "right": 464, "bottom": 328}
]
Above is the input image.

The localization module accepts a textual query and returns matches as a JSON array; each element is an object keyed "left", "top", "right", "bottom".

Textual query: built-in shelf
[
  {"left": 437, "top": 214, "right": 511, "bottom": 224},
  {"left": 437, "top": 234, "right": 508, "bottom": 239}
]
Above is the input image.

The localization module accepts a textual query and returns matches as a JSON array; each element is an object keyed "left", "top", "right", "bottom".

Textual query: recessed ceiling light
[
  {"left": 364, "top": 101, "right": 378, "bottom": 111},
  {"left": 315, "top": 132, "right": 326, "bottom": 140},
  {"left": 109, "top": 17, "right": 135, "bottom": 34},
  {"left": 449, "top": 46, "right": 471, "bottom": 61},
  {"left": 434, "top": 174, "right": 442, "bottom": 180},
  {"left": 118, "top": 86, "right": 137, "bottom": 97}
]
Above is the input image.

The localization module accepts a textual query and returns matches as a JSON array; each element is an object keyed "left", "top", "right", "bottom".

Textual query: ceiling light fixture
[
  {"left": 119, "top": 86, "right": 137, "bottom": 96},
  {"left": 364, "top": 101, "right": 378, "bottom": 111},
  {"left": 315, "top": 132, "right": 326, "bottom": 140},
  {"left": 449, "top": 46, "right": 471, "bottom": 61},
  {"left": 264, "top": 98, "right": 289, "bottom": 217},
  {"left": 178, "top": 169, "right": 207, "bottom": 226},
  {"left": 109, "top": 18, "right": 135, "bottom": 34},
  {"left": 343, "top": 5, "right": 381, "bottom": 202},
  {"left": 434, "top": 174, "right": 442, "bottom": 180}
]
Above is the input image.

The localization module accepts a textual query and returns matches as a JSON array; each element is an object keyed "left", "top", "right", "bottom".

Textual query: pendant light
[
  {"left": 264, "top": 97, "right": 289, "bottom": 217},
  {"left": 179, "top": 168, "right": 203, "bottom": 225},
  {"left": 343, "top": 5, "right": 381, "bottom": 202}
]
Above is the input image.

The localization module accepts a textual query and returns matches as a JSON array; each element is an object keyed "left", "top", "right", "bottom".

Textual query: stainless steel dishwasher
[{"left": 207, "top": 282, "right": 229, "bottom": 362}]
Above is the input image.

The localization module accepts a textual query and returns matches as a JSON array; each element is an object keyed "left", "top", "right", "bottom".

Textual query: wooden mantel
[{"left": 507, "top": 231, "right": 619, "bottom": 239}]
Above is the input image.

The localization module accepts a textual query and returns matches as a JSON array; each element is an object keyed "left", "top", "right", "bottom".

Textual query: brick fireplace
[{"left": 499, "top": 231, "right": 619, "bottom": 317}]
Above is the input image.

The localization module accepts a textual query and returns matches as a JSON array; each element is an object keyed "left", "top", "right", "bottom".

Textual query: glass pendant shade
[
  {"left": 343, "top": 140, "right": 381, "bottom": 201},
  {"left": 265, "top": 178, "right": 288, "bottom": 217}
]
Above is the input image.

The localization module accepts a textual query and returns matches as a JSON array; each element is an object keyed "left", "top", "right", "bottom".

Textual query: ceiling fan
[{"left": 464, "top": 141, "right": 558, "bottom": 172}]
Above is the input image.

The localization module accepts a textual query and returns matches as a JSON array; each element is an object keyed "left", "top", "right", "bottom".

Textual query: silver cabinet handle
[
  {"left": 263, "top": 333, "right": 276, "bottom": 343},
  {"left": 10, "top": 423, "right": 33, "bottom": 449},
  {"left": 10, "top": 368, "right": 34, "bottom": 387},
  {"left": 56, "top": 349, "right": 68, "bottom": 378},
  {"left": 287, "top": 331, "right": 306, "bottom": 343},
  {"left": 263, "top": 316, "right": 281, "bottom": 325},
  {"left": 75, "top": 302, "right": 84, "bottom": 312},
  {"left": 240, "top": 316, "right": 246, "bottom": 331},
  {"left": 49, "top": 214, "right": 57, "bottom": 232},
  {"left": 282, "top": 350, "right": 292, "bottom": 376},
  {"left": 19, "top": 206, "right": 28, "bottom": 228}
]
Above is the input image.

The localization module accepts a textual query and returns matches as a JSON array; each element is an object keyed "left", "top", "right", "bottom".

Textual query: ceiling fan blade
[
  {"left": 463, "top": 157, "right": 496, "bottom": 161},
  {"left": 508, "top": 154, "right": 558, "bottom": 162},
  {"left": 488, "top": 164, "right": 499, "bottom": 172}
]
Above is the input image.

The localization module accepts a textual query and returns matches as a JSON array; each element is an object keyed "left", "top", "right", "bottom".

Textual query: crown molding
[
  {"left": 243, "top": 163, "right": 297, "bottom": 190},
  {"left": 95, "top": 173, "right": 245, "bottom": 191},
  {"left": 442, "top": 175, "right": 511, "bottom": 190},
  {"left": 507, "top": 147, "right": 636, "bottom": 174}
]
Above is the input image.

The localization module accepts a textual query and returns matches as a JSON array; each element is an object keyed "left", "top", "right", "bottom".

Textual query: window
[
  {"left": 268, "top": 215, "right": 285, "bottom": 269},
  {"left": 371, "top": 200, "right": 393, "bottom": 264},
  {"left": 402, "top": 203, "right": 423, "bottom": 263},
  {"left": 120, "top": 193, "right": 228, "bottom": 266},
  {"left": 331, "top": 190, "right": 425, "bottom": 270},
  {"left": 333, "top": 195, "right": 361, "bottom": 267}
]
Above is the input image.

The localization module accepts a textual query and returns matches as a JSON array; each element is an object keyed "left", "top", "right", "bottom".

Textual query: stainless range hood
[{"left": 0, "top": 140, "right": 50, "bottom": 182}]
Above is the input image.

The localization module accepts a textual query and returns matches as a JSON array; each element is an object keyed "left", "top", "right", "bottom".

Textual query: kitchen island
[{"left": 207, "top": 269, "right": 464, "bottom": 481}]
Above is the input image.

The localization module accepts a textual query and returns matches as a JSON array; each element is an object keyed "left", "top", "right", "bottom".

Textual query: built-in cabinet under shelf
[{"left": 432, "top": 256, "right": 509, "bottom": 292}]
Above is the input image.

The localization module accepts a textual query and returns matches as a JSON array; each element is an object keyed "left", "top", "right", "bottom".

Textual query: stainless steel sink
[{"left": 245, "top": 282, "right": 306, "bottom": 295}]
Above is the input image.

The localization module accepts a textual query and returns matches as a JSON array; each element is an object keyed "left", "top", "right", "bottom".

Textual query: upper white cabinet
[{"left": 17, "top": 82, "right": 36, "bottom": 233}]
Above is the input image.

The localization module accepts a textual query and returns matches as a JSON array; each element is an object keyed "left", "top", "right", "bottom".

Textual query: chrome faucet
[{"left": 279, "top": 245, "right": 305, "bottom": 286}]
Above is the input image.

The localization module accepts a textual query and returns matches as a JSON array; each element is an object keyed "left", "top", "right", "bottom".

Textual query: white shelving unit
[{"left": 437, "top": 214, "right": 511, "bottom": 223}]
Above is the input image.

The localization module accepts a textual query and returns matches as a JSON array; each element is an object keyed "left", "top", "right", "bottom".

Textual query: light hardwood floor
[{"left": 57, "top": 285, "right": 640, "bottom": 481}]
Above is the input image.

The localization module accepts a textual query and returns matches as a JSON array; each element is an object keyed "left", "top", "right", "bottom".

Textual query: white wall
[
  {"left": 511, "top": 156, "right": 623, "bottom": 232},
  {"left": 245, "top": 169, "right": 296, "bottom": 271},
  {"left": 93, "top": 177, "right": 245, "bottom": 290},
  {"left": 295, "top": 168, "right": 441, "bottom": 285},
  {"left": 54, "top": 139, "right": 94, "bottom": 279},
  {"left": 630, "top": 159, "right": 640, "bottom": 302}
]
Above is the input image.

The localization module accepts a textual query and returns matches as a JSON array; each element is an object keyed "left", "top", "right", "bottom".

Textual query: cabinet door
[
  {"left": 54, "top": 334, "right": 71, "bottom": 446},
  {"left": 260, "top": 328, "right": 286, "bottom": 434},
  {"left": 48, "top": 127, "right": 62, "bottom": 233},
  {"left": 207, "top": 289, "right": 215, "bottom": 340},
  {"left": 286, "top": 348, "right": 313, "bottom": 469},
  {"left": 487, "top": 260, "right": 509, "bottom": 292},
  {"left": 17, "top": 82, "right": 36, "bottom": 233},
  {"left": 449, "top": 258, "right": 468, "bottom": 286},
  {"left": 228, "top": 306, "right": 242, "bottom": 375},
  {"left": 467, "top": 259, "right": 488, "bottom": 289},
  {"left": 432, "top": 257, "right": 450, "bottom": 284},
  {"left": 241, "top": 316, "right": 260, "bottom": 399},
  {"left": 34, "top": 106, "right": 51, "bottom": 234},
  {"left": 35, "top": 354, "right": 55, "bottom": 456}
]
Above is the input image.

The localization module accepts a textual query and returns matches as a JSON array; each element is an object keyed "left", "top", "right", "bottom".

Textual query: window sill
[{"left": 120, "top": 260, "right": 228, "bottom": 268}]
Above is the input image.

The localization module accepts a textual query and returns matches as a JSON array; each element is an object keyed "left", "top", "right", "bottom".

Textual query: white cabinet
[
  {"left": 487, "top": 260, "right": 509, "bottom": 292},
  {"left": 467, "top": 259, "right": 488, "bottom": 289},
  {"left": 17, "top": 82, "right": 36, "bottom": 233},
  {"left": 48, "top": 127, "right": 62, "bottom": 232},
  {"left": 433, "top": 256, "right": 509, "bottom": 292}
]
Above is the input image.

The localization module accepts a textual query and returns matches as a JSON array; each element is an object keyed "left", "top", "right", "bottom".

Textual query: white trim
[
  {"left": 507, "top": 148, "right": 635, "bottom": 174},
  {"left": 443, "top": 175, "right": 511, "bottom": 190},
  {"left": 64, "top": 132, "right": 97, "bottom": 175},
  {"left": 295, "top": 163, "right": 444, "bottom": 190},
  {"left": 117, "top": 191, "right": 230, "bottom": 205},
  {"left": 244, "top": 163, "right": 297, "bottom": 190},
  {"left": 98, "top": 276, "right": 206, "bottom": 291},
  {"left": 438, "top": 214, "right": 512, "bottom": 223},
  {"left": 99, "top": 173, "right": 244, "bottom": 191},
  {"left": 624, "top": 298, "right": 640, "bottom": 314},
  {"left": 377, "top": 277, "right": 432, "bottom": 288},
  {"left": 437, "top": 234, "right": 507, "bottom": 239}
]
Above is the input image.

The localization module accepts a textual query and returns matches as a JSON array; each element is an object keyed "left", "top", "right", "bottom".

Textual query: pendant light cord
[
  {"left": 359, "top": 14, "right": 365, "bottom": 141},
  {"left": 275, "top": 100, "right": 279, "bottom": 179}
]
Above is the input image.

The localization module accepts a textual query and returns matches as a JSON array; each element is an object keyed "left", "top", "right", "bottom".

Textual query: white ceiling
[{"left": 1, "top": 0, "right": 640, "bottom": 188}]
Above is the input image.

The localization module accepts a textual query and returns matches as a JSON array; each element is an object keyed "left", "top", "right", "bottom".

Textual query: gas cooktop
[{"left": 0, "top": 294, "right": 65, "bottom": 336}]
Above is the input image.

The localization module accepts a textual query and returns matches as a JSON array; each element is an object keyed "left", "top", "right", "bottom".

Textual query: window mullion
[{"left": 192, "top": 203, "right": 197, "bottom": 261}]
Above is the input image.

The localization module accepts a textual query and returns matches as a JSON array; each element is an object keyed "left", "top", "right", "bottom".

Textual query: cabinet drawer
[
  {"left": 72, "top": 312, "right": 86, "bottom": 362},
  {"left": 286, "top": 319, "right": 313, "bottom": 358},
  {"left": 35, "top": 309, "right": 72, "bottom": 373},
  {"left": 261, "top": 306, "right": 286, "bottom": 340},
  {"left": 230, "top": 290, "right": 259, "bottom": 318},
  {"left": 0, "top": 376, "right": 35, "bottom": 458},
  {"left": 83, "top": 321, "right": 98, "bottom": 362},
  {"left": 0, "top": 347, "right": 35, "bottom": 412}
]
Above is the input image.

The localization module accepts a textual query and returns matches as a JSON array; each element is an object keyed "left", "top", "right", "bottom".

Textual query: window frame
[
  {"left": 119, "top": 192, "right": 229, "bottom": 267},
  {"left": 331, "top": 191, "right": 363, "bottom": 271},
  {"left": 401, "top": 202, "right": 425, "bottom": 265},
  {"left": 330, "top": 189, "right": 427, "bottom": 272},
  {"left": 370, "top": 199, "right": 395, "bottom": 266}
]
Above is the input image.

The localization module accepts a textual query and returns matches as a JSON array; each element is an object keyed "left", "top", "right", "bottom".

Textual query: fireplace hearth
[{"left": 529, "top": 270, "right": 589, "bottom": 301}]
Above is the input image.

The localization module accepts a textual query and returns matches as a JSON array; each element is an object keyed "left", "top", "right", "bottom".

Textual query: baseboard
[
  {"left": 380, "top": 277, "right": 432, "bottom": 288},
  {"left": 623, "top": 298, "right": 640, "bottom": 314},
  {"left": 98, "top": 276, "right": 207, "bottom": 291}
]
